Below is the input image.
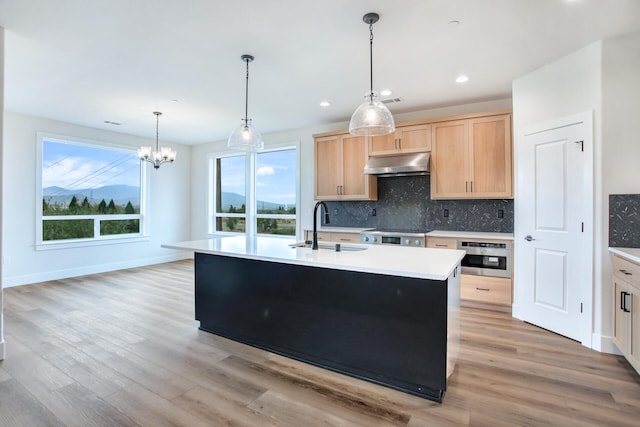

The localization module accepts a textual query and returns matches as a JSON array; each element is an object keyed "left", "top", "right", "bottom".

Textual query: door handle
[{"left": 525, "top": 235, "right": 535, "bottom": 241}]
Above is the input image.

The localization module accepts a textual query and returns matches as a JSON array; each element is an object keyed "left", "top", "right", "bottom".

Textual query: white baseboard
[
  {"left": 592, "top": 333, "right": 621, "bottom": 355},
  {"left": 2, "top": 252, "right": 193, "bottom": 288}
]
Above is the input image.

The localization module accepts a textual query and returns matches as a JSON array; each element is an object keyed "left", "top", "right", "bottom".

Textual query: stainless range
[{"left": 360, "top": 230, "right": 427, "bottom": 247}]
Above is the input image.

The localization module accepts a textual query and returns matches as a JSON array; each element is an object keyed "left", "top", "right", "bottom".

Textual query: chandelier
[{"left": 138, "top": 111, "right": 177, "bottom": 169}]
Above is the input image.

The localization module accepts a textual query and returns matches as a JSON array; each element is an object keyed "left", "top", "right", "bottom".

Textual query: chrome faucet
[{"left": 312, "top": 201, "right": 330, "bottom": 250}]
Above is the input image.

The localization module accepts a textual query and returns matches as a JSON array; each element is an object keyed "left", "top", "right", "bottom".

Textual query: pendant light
[
  {"left": 137, "top": 111, "right": 177, "bottom": 170},
  {"left": 228, "top": 54, "right": 264, "bottom": 151},
  {"left": 349, "top": 12, "right": 395, "bottom": 137}
]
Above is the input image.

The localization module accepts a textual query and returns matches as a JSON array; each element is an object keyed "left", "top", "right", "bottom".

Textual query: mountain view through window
[{"left": 41, "top": 138, "right": 142, "bottom": 242}]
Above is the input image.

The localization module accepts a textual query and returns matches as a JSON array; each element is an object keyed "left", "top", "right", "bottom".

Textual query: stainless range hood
[{"left": 363, "top": 152, "right": 430, "bottom": 177}]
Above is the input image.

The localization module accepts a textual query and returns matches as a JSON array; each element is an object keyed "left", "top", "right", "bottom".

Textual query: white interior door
[{"left": 513, "top": 112, "right": 593, "bottom": 344}]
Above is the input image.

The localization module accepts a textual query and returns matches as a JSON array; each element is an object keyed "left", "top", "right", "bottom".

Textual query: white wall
[
  {"left": 1, "top": 27, "right": 6, "bottom": 359},
  {"left": 512, "top": 31, "right": 640, "bottom": 352},
  {"left": 189, "top": 98, "right": 512, "bottom": 241},
  {"left": 601, "top": 31, "right": 640, "bottom": 343},
  {"left": 2, "top": 112, "right": 193, "bottom": 287}
]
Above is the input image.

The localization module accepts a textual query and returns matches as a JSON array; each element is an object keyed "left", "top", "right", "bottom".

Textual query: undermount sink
[{"left": 289, "top": 241, "right": 367, "bottom": 252}]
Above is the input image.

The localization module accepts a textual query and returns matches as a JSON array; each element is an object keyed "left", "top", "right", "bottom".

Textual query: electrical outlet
[
  {"left": 497, "top": 209, "right": 504, "bottom": 219},
  {"left": 443, "top": 209, "right": 449, "bottom": 218},
  {"left": 372, "top": 208, "right": 376, "bottom": 217},
  {"left": 333, "top": 208, "right": 338, "bottom": 216}
]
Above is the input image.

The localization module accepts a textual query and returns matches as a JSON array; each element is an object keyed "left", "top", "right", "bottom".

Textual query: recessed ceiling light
[
  {"left": 104, "top": 120, "right": 122, "bottom": 126},
  {"left": 380, "top": 89, "right": 392, "bottom": 96},
  {"left": 448, "top": 20, "right": 460, "bottom": 27},
  {"left": 320, "top": 101, "right": 331, "bottom": 108},
  {"left": 456, "top": 75, "right": 469, "bottom": 83}
]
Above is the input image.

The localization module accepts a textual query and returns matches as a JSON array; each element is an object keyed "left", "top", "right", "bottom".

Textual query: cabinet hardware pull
[
  {"left": 623, "top": 291, "right": 631, "bottom": 313},
  {"left": 621, "top": 291, "right": 626, "bottom": 311},
  {"left": 619, "top": 269, "right": 632, "bottom": 275},
  {"left": 471, "top": 181, "right": 473, "bottom": 192},
  {"left": 435, "top": 244, "right": 448, "bottom": 247},
  {"left": 339, "top": 238, "right": 350, "bottom": 241},
  {"left": 465, "top": 181, "right": 468, "bottom": 192},
  {"left": 476, "top": 287, "right": 490, "bottom": 291}
]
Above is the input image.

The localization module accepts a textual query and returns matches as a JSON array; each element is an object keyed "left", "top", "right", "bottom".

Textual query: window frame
[
  {"left": 36, "top": 132, "right": 150, "bottom": 250},
  {"left": 208, "top": 142, "right": 300, "bottom": 238}
]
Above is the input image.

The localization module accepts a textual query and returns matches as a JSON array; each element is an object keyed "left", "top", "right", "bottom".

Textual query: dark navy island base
[{"left": 194, "top": 252, "right": 456, "bottom": 403}]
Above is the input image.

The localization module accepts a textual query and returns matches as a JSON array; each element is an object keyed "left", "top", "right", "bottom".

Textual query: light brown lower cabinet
[
  {"left": 461, "top": 274, "right": 512, "bottom": 310},
  {"left": 303, "top": 230, "right": 361, "bottom": 243},
  {"left": 612, "top": 255, "right": 640, "bottom": 373}
]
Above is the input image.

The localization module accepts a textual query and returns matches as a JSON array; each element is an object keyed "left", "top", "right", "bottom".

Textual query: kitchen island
[{"left": 163, "top": 236, "right": 465, "bottom": 402}]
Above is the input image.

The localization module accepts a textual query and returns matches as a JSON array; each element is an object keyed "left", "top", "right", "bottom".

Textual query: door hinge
[
  {"left": 581, "top": 222, "right": 584, "bottom": 232},
  {"left": 580, "top": 302, "right": 583, "bottom": 313},
  {"left": 575, "top": 140, "right": 584, "bottom": 152}
]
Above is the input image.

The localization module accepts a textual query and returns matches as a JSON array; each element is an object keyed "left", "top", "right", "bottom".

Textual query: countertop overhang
[{"left": 163, "top": 236, "right": 465, "bottom": 281}]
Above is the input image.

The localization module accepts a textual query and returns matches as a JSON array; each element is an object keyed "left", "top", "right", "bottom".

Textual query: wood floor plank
[
  {"left": 1, "top": 259, "right": 639, "bottom": 426},
  {"left": 36, "top": 382, "right": 140, "bottom": 427}
]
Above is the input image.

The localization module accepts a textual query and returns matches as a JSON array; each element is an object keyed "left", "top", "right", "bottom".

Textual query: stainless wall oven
[{"left": 457, "top": 241, "right": 512, "bottom": 278}]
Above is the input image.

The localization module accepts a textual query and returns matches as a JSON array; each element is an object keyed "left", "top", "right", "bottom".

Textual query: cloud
[{"left": 257, "top": 166, "right": 275, "bottom": 176}]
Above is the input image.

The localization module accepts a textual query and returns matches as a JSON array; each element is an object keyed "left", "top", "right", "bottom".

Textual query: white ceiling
[{"left": 1, "top": 0, "right": 640, "bottom": 145}]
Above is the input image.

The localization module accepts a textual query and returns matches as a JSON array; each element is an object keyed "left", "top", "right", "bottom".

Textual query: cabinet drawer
[
  {"left": 304, "top": 231, "right": 360, "bottom": 243},
  {"left": 461, "top": 275, "right": 512, "bottom": 306},
  {"left": 427, "top": 237, "right": 457, "bottom": 249},
  {"left": 613, "top": 255, "right": 640, "bottom": 288},
  {"left": 331, "top": 233, "right": 360, "bottom": 243}
]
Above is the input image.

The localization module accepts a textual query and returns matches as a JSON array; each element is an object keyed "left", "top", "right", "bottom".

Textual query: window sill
[{"left": 35, "top": 235, "right": 151, "bottom": 251}]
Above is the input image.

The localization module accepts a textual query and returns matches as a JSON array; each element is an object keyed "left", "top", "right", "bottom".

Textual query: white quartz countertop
[
  {"left": 163, "top": 236, "right": 465, "bottom": 281},
  {"left": 609, "top": 247, "right": 640, "bottom": 264},
  {"left": 426, "top": 230, "right": 514, "bottom": 241}
]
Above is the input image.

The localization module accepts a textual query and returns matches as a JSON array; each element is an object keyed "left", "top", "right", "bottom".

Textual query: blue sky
[
  {"left": 43, "top": 140, "right": 140, "bottom": 189},
  {"left": 220, "top": 149, "right": 296, "bottom": 205}
]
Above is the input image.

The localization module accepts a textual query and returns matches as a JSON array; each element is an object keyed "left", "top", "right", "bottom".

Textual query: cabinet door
[
  {"left": 369, "top": 133, "right": 397, "bottom": 156},
  {"left": 613, "top": 279, "right": 628, "bottom": 353},
  {"left": 315, "top": 136, "right": 341, "bottom": 199},
  {"left": 341, "top": 134, "right": 377, "bottom": 200},
  {"left": 469, "top": 115, "right": 512, "bottom": 198},
  {"left": 398, "top": 124, "right": 431, "bottom": 153},
  {"left": 629, "top": 284, "right": 640, "bottom": 370},
  {"left": 431, "top": 120, "right": 469, "bottom": 199}
]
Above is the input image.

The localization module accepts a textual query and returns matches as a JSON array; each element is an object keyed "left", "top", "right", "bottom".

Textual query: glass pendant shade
[
  {"left": 228, "top": 119, "right": 264, "bottom": 152},
  {"left": 349, "top": 91, "right": 395, "bottom": 136}
]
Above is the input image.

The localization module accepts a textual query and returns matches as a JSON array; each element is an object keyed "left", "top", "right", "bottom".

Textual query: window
[
  {"left": 211, "top": 146, "right": 298, "bottom": 237},
  {"left": 37, "top": 134, "right": 145, "bottom": 248}
]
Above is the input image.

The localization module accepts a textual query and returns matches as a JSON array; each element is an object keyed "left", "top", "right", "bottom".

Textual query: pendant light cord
[
  {"left": 244, "top": 57, "right": 250, "bottom": 126},
  {"left": 369, "top": 21, "right": 374, "bottom": 101}
]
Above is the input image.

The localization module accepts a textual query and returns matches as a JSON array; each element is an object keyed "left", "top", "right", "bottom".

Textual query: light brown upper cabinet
[
  {"left": 315, "top": 133, "right": 377, "bottom": 201},
  {"left": 431, "top": 114, "right": 512, "bottom": 199},
  {"left": 369, "top": 124, "right": 432, "bottom": 157}
]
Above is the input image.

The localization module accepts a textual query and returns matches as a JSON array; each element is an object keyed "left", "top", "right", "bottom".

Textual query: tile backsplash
[
  {"left": 324, "top": 175, "right": 514, "bottom": 233},
  {"left": 609, "top": 194, "right": 640, "bottom": 247}
]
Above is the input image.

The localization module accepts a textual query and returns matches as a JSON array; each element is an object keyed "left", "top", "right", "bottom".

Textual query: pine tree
[
  {"left": 107, "top": 199, "right": 116, "bottom": 214},
  {"left": 98, "top": 199, "right": 107, "bottom": 214},
  {"left": 81, "top": 197, "right": 91, "bottom": 213},
  {"left": 125, "top": 201, "right": 135, "bottom": 214},
  {"left": 68, "top": 195, "right": 79, "bottom": 213}
]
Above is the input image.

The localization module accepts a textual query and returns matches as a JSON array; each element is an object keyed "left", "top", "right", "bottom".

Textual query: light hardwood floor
[{"left": 1, "top": 260, "right": 639, "bottom": 426}]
